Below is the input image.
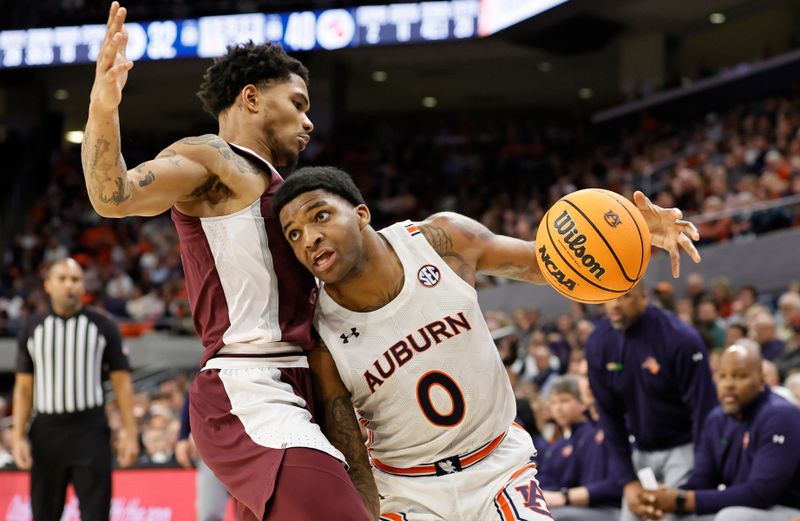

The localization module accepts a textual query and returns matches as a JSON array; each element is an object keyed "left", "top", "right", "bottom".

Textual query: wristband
[
  {"left": 561, "top": 487, "right": 571, "bottom": 506},
  {"left": 675, "top": 489, "right": 687, "bottom": 514}
]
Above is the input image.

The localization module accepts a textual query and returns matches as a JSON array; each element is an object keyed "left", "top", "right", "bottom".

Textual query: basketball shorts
[
  {"left": 190, "top": 354, "right": 347, "bottom": 520},
  {"left": 376, "top": 424, "right": 552, "bottom": 520}
]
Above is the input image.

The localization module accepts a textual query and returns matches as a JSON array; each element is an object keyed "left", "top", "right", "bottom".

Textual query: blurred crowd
[
  {"left": 3, "top": 92, "right": 800, "bottom": 338},
  {"left": 491, "top": 277, "right": 800, "bottom": 446},
  {"left": 0, "top": 373, "right": 192, "bottom": 469},
  {"left": 1, "top": 276, "right": 797, "bottom": 471}
]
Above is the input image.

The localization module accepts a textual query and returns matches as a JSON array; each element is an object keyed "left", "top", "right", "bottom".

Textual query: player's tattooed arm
[
  {"left": 309, "top": 343, "right": 380, "bottom": 519},
  {"left": 419, "top": 212, "right": 546, "bottom": 286}
]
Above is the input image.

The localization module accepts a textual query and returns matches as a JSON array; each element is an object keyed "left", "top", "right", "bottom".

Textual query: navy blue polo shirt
[
  {"left": 685, "top": 390, "right": 800, "bottom": 514},
  {"left": 535, "top": 419, "right": 622, "bottom": 507},
  {"left": 586, "top": 305, "right": 718, "bottom": 483}
]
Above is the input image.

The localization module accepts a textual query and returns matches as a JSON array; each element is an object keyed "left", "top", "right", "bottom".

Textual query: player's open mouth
[
  {"left": 313, "top": 250, "right": 335, "bottom": 272},
  {"left": 721, "top": 394, "right": 737, "bottom": 404}
]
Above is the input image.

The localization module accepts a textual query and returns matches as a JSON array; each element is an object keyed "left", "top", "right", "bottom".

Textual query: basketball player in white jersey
[
  {"left": 274, "top": 166, "right": 701, "bottom": 520},
  {"left": 81, "top": 4, "right": 376, "bottom": 519}
]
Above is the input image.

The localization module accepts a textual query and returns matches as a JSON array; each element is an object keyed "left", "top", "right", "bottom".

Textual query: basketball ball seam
[
  {"left": 562, "top": 199, "right": 639, "bottom": 284},
  {"left": 589, "top": 189, "right": 647, "bottom": 280},
  {"left": 544, "top": 209, "right": 629, "bottom": 294}
]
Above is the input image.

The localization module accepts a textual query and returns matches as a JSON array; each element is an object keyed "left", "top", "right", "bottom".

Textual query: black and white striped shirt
[{"left": 16, "top": 307, "right": 130, "bottom": 415}]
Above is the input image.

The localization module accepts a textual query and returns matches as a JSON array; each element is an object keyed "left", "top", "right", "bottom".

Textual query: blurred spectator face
[
  {"left": 786, "top": 374, "right": 800, "bottom": 404},
  {"left": 710, "top": 278, "right": 732, "bottom": 303},
  {"left": 567, "top": 349, "right": 587, "bottom": 376},
  {"left": 575, "top": 319, "right": 594, "bottom": 346},
  {"left": 577, "top": 375, "right": 595, "bottom": 409},
  {"left": 604, "top": 284, "right": 648, "bottom": 330},
  {"left": 548, "top": 392, "right": 586, "bottom": 429},
  {"left": 737, "top": 287, "right": 757, "bottom": 310},
  {"left": 687, "top": 273, "right": 706, "bottom": 297},
  {"left": 143, "top": 428, "right": 173, "bottom": 464},
  {"left": 675, "top": 297, "right": 694, "bottom": 323},
  {"left": 762, "top": 360, "right": 780, "bottom": 387},
  {"left": 753, "top": 313, "right": 776, "bottom": 344},
  {"left": 716, "top": 347, "right": 764, "bottom": 418},
  {"left": 777, "top": 293, "right": 800, "bottom": 324},
  {"left": 725, "top": 324, "right": 747, "bottom": 347},
  {"left": 44, "top": 259, "right": 85, "bottom": 314},
  {"left": 556, "top": 314, "right": 572, "bottom": 334},
  {"left": 533, "top": 346, "right": 551, "bottom": 371},
  {"left": 697, "top": 301, "right": 718, "bottom": 323}
]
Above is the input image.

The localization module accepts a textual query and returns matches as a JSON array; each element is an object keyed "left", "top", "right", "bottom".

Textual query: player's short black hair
[
  {"left": 273, "top": 166, "right": 365, "bottom": 219},
  {"left": 197, "top": 42, "right": 309, "bottom": 118}
]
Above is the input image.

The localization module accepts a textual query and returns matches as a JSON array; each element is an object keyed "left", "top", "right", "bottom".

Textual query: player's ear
[
  {"left": 241, "top": 84, "right": 259, "bottom": 112},
  {"left": 355, "top": 204, "right": 371, "bottom": 230}
]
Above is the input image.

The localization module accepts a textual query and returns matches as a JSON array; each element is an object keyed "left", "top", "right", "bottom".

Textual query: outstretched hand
[
  {"left": 90, "top": 1, "right": 133, "bottom": 112},
  {"left": 634, "top": 191, "right": 701, "bottom": 278}
]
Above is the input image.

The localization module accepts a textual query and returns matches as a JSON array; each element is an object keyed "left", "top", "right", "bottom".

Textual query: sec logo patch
[{"left": 418, "top": 265, "right": 441, "bottom": 287}]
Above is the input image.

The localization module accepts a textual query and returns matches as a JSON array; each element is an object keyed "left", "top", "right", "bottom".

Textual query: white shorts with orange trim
[{"left": 376, "top": 424, "right": 552, "bottom": 521}]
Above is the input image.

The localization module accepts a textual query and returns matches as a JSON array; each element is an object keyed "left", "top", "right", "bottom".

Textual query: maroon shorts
[{"left": 189, "top": 366, "right": 370, "bottom": 520}]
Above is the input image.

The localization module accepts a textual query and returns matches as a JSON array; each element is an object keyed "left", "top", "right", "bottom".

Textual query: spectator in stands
[
  {"left": 775, "top": 292, "right": 800, "bottom": 346},
  {"left": 536, "top": 375, "right": 622, "bottom": 521},
  {"left": 785, "top": 373, "right": 800, "bottom": 404},
  {"left": 695, "top": 300, "right": 726, "bottom": 350},
  {"left": 761, "top": 357, "right": 796, "bottom": 405},
  {"left": 642, "top": 343, "right": 800, "bottom": 520},
  {"left": 587, "top": 282, "right": 718, "bottom": 521},
  {"left": 725, "top": 323, "right": 748, "bottom": 348},
  {"left": 752, "top": 312, "right": 785, "bottom": 361}
]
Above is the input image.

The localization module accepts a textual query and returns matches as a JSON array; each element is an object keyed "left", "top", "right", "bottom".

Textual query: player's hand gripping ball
[{"left": 535, "top": 189, "right": 651, "bottom": 303}]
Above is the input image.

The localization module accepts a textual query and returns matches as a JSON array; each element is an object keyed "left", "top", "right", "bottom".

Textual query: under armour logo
[
  {"left": 692, "top": 352, "right": 704, "bottom": 362},
  {"left": 773, "top": 434, "right": 785, "bottom": 444},
  {"left": 340, "top": 327, "right": 360, "bottom": 344},
  {"left": 437, "top": 459, "right": 457, "bottom": 474}
]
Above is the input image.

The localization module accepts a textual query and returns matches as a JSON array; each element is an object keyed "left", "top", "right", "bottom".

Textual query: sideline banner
[{"left": 0, "top": 469, "right": 235, "bottom": 520}]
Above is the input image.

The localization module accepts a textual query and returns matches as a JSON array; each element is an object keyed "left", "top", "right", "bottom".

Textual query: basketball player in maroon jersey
[{"left": 81, "top": 3, "right": 377, "bottom": 520}]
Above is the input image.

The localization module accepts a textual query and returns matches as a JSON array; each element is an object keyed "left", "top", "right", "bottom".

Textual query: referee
[{"left": 11, "top": 258, "right": 139, "bottom": 521}]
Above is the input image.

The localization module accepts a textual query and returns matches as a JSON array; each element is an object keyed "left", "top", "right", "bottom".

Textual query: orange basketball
[{"left": 535, "top": 188, "right": 651, "bottom": 303}]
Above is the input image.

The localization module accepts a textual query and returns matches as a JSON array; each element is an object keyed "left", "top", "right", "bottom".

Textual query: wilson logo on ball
[
  {"left": 538, "top": 244, "right": 577, "bottom": 291},
  {"left": 417, "top": 265, "right": 441, "bottom": 287},
  {"left": 553, "top": 210, "right": 606, "bottom": 280}
]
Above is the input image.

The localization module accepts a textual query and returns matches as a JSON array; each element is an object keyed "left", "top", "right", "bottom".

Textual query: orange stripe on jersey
[
  {"left": 380, "top": 514, "right": 405, "bottom": 521},
  {"left": 460, "top": 432, "right": 506, "bottom": 466},
  {"left": 495, "top": 492, "right": 516, "bottom": 521},
  {"left": 511, "top": 422, "right": 526, "bottom": 431},
  {"left": 371, "top": 458, "right": 437, "bottom": 475},
  {"left": 502, "top": 463, "right": 537, "bottom": 487}
]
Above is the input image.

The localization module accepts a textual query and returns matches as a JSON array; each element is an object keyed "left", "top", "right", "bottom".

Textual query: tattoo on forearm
[
  {"left": 329, "top": 396, "right": 380, "bottom": 517},
  {"left": 97, "top": 177, "right": 132, "bottom": 205},
  {"left": 493, "top": 243, "right": 538, "bottom": 278},
  {"left": 83, "top": 134, "right": 132, "bottom": 206}
]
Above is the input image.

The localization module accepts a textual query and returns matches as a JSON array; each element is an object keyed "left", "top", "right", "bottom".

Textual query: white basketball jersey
[{"left": 315, "top": 220, "right": 516, "bottom": 468}]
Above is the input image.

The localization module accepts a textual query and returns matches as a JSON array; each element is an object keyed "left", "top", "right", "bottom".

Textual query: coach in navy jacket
[
  {"left": 537, "top": 376, "right": 622, "bottom": 521},
  {"left": 586, "top": 283, "right": 718, "bottom": 521},
  {"left": 644, "top": 342, "right": 800, "bottom": 521}
]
